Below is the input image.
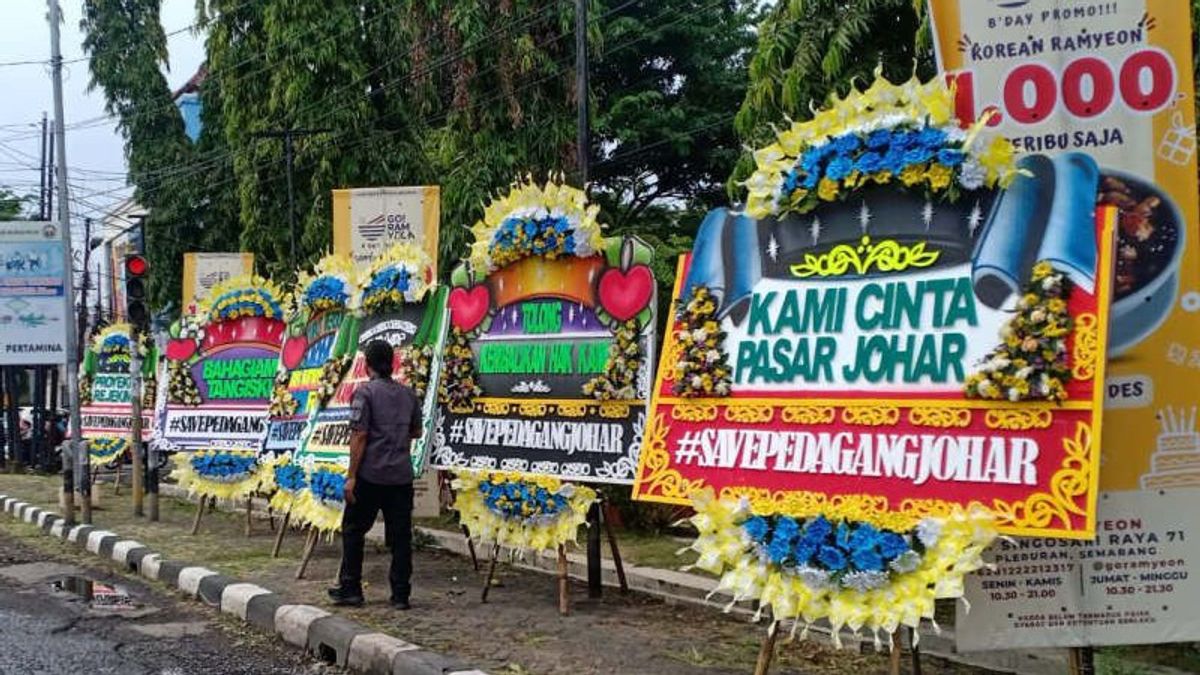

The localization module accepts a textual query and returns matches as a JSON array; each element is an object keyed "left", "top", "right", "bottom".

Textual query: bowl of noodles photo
[{"left": 1098, "top": 170, "right": 1185, "bottom": 356}]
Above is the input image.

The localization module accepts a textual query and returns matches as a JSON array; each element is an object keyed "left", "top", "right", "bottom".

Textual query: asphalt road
[{"left": 0, "top": 526, "right": 341, "bottom": 675}]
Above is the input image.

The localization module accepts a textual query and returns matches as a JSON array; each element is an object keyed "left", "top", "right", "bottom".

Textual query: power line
[{"left": 64, "top": 0, "right": 580, "bottom": 202}]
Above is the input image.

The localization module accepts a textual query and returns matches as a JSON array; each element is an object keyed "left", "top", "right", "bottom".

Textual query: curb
[
  {"left": 156, "top": 486, "right": 1070, "bottom": 675},
  {"left": 0, "top": 494, "right": 487, "bottom": 675}
]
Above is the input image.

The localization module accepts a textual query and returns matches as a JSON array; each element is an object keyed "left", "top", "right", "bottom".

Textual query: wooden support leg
[
  {"left": 296, "top": 528, "right": 319, "bottom": 580},
  {"left": 889, "top": 630, "right": 902, "bottom": 675},
  {"left": 113, "top": 466, "right": 120, "bottom": 495},
  {"left": 600, "top": 504, "right": 629, "bottom": 593},
  {"left": 190, "top": 495, "right": 207, "bottom": 535},
  {"left": 753, "top": 621, "right": 779, "bottom": 675},
  {"left": 463, "top": 525, "right": 479, "bottom": 572},
  {"left": 244, "top": 496, "right": 253, "bottom": 537},
  {"left": 557, "top": 544, "right": 570, "bottom": 616},
  {"left": 909, "top": 627, "right": 922, "bottom": 675},
  {"left": 267, "top": 506, "right": 276, "bottom": 532},
  {"left": 271, "top": 510, "right": 291, "bottom": 558},
  {"left": 1069, "top": 647, "right": 1095, "bottom": 675},
  {"left": 480, "top": 544, "right": 501, "bottom": 603}
]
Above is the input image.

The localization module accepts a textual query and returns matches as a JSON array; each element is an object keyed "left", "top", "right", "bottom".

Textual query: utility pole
[
  {"left": 575, "top": 0, "right": 603, "bottom": 600},
  {"left": 48, "top": 0, "right": 87, "bottom": 524},
  {"left": 575, "top": 0, "right": 590, "bottom": 186},
  {"left": 130, "top": 334, "right": 144, "bottom": 516},
  {"left": 252, "top": 128, "right": 331, "bottom": 264},
  {"left": 39, "top": 113, "right": 48, "bottom": 220}
]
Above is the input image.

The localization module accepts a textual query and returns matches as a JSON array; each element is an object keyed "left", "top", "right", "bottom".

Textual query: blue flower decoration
[
  {"left": 742, "top": 516, "right": 769, "bottom": 543},
  {"left": 817, "top": 545, "right": 848, "bottom": 571},
  {"left": 936, "top": 148, "right": 966, "bottom": 167},
  {"left": 878, "top": 532, "right": 910, "bottom": 559},
  {"left": 851, "top": 547, "right": 884, "bottom": 572},
  {"left": 825, "top": 156, "right": 854, "bottom": 181}
]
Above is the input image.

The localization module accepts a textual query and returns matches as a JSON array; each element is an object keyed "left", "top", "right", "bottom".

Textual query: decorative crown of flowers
[
  {"left": 361, "top": 243, "right": 435, "bottom": 313},
  {"left": 297, "top": 254, "right": 359, "bottom": 313},
  {"left": 743, "top": 71, "right": 1020, "bottom": 219},
  {"left": 197, "top": 274, "right": 288, "bottom": 326},
  {"left": 468, "top": 176, "right": 604, "bottom": 274}
]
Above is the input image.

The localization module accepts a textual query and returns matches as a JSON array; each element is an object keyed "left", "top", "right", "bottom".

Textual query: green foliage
[
  {"left": 590, "top": 0, "right": 754, "bottom": 231},
  {"left": 0, "top": 188, "right": 31, "bottom": 220},
  {"left": 729, "top": 0, "right": 928, "bottom": 199},
  {"left": 83, "top": 0, "right": 754, "bottom": 315},
  {"left": 81, "top": 0, "right": 196, "bottom": 310}
]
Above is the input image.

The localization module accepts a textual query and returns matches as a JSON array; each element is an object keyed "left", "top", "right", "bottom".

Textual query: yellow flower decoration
[{"left": 467, "top": 177, "right": 604, "bottom": 275}]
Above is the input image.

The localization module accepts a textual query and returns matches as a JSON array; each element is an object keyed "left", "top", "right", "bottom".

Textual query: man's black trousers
[{"left": 338, "top": 479, "right": 413, "bottom": 601}]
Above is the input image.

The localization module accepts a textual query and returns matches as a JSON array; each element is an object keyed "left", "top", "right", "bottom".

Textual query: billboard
[{"left": 929, "top": 0, "right": 1200, "bottom": 648}]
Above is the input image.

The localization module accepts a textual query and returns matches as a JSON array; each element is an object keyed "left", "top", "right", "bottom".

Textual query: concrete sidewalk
[{"left": 0, "top": 492, "right": 488, "bottom": 675}]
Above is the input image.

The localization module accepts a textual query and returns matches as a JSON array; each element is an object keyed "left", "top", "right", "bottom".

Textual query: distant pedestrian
[{"left": 327, "top": 340, "right": 422, "bottom": 609}]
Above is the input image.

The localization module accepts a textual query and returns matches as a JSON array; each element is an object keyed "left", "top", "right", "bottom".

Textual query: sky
[{"left": 0, "top": 0, "right": 205, "bottom": 232}]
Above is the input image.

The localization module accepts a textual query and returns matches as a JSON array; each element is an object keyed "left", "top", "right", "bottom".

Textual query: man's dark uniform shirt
[{"left": 349, "top": 377, "right": 422, "bottom": 484}]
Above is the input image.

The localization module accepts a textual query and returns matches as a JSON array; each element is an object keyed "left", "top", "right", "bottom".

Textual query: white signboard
[
  {"left": 960, "top": 490, "right": 1200, "bottom": 649},
  {"left": 0, "top": 221, "right": 69, "bottom": 364},
  {"left": 332, "top": 186, "right": 440, "bottom": 269}
]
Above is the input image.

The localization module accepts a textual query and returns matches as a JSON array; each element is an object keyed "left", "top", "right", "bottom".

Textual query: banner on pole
[
  {"left": 929, "top": 0, "right": 1200, "bottom": 648},
  {"left": 181, "top": 253, "right": 253, "bottom": 312},
  {"left": 0, "top": 221, "right": 68, "bottom": 365},
  {"left": 332, "top": 186, "right": 440, "bottom": 270}
]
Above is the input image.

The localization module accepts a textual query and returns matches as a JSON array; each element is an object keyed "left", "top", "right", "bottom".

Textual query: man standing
[{"left": 328, "top": 340, "right": 422, "bottom": 609}]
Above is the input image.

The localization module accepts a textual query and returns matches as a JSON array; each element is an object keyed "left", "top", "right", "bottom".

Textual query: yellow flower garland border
[
  {"left": 170, "top": 449, "right": 265, "bottom": 503},
  {"left": 687, "top": 492, "right": 997, "bottom": 644},
  {"left": 635, "top": 408, "right": 1097, "bottom": 537},
  {"left": 452, "top": 470, "right": 597, "bottom": 553}
]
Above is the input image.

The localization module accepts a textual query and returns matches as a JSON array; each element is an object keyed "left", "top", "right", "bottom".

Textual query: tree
[
  {"left": 590, "top": 0, "right": 755, "bottom": 233},
  {"left": 729, "top": 0, "right": 927, "bottom": 198},
  {"left": 83, "top": 0, "right": 755, "bottom": 311},
  {"left": 0, "top": 188, "right": 30, "bottom": 220},
  {"left": 81, "top": 0, "right": 199, "bottom": 310}
]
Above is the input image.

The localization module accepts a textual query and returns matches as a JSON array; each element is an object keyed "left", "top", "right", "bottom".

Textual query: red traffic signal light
[
  {"left": 124, "top": 254, "right": 150, "bottom": 327},
  {"left": 125, "top": 254, "right": 148, "bottom": 277}
]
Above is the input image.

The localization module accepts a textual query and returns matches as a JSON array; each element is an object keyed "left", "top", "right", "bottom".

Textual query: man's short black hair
[{"left": 365, "top": 340, "right": 394, "bottom": 378}]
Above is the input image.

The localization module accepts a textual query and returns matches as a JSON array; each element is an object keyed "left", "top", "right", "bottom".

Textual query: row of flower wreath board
[
  {"left": 157, "top": 179, "right": 656, "bottom": 606},
  {"left": 156, "top": 73, "right": 1116, "bottom": 664}
]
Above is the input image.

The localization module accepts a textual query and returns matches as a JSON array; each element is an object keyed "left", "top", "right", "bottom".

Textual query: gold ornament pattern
[
  {"left": 519, "top": 402, "right": 548, "bottom": 417},
  {"left": 790, "top": 236, "right": 940, "bottom": 278},
  {"left": 985, "top": 409, "right": 1054, "bottom": 430},
  {"left": 672, "top": 404, "right": 718, "bottom": 422},
  {"left": 908, "top": 407, "right": 971, "bottom": 428},
  {"left": 724, "top": 405, "right": 774, "bottom": 424},
  {"left": 780, "top": 406, "right": 836, "bottom": 424},
  {"left": 599, "top": 402, "right": 630, "bottom": 419},
  {"left": 841, "top": 405, "right": 901, "bottom": 426},
  {"left": 1072, "top": 312, "right": 1099, "bottom": 381}
]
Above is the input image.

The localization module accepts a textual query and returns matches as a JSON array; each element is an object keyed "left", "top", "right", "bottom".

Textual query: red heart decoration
[
  {"left": 165, "top": 338, "right": 197, "bottom": 361},
  {"left": 598, "top": 264, "right": 654, "bottom": 322},
  {"left": 281, "top": 335, "right": 309, "bottom": 370},
  {"left": 448, "top": 285, "right": 491, "bottom": 332}
]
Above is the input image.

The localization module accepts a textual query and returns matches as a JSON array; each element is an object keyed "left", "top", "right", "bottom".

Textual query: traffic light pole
[
  {"left": 130, "top": 336, "right": 144, "bottom": 516},
  {"left": 48, "top": 0, "right": 87, "bottom": 524}
]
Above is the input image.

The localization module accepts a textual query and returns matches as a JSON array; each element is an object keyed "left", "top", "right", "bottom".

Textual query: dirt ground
[{"left": 0, "top": 473, "right": 995, "bottom": 674}]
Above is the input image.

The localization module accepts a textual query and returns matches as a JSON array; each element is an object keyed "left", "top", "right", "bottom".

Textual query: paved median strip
[{"left": 0, "top": 492, "right": 487, "bottom": 675}]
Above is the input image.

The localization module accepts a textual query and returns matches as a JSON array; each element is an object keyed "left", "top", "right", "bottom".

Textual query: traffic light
[{"left": 125, "top": 254, "right": 149, "bottom": 327}]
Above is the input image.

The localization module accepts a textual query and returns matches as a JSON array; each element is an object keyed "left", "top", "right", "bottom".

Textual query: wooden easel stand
[
  {"left": 190, "top": 495, "right": 214, "bottom": 535},
  {"left": 753, "top": 621, "right": 779, "bottom": 675},
  {"left": 271, "top": 510, "right": 292, "bottom": 557},
  {"left": 557, "top": 544, "right": 570, "bottom": 616},
  {"left": 480, "top": 543, "right": 502, "bottom": 603},
  {"left": 296, "top": 528, "right": 319, "bottom": 580}
]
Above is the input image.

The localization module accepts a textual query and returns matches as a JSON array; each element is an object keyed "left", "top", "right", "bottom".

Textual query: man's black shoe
[
  {"left": 327, "top": 587, "right": 364, "bottom": 607},
  {"left": 390, "top": 598, "right": 411, "bottom": 610}
]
